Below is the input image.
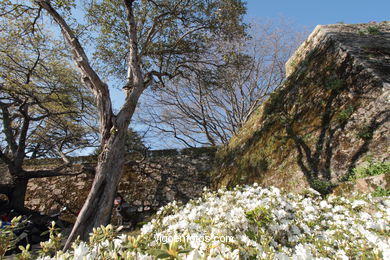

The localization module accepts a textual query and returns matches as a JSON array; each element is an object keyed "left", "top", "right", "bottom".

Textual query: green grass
[
  {"left": 348, "top": 160, "right": 390, "bottom": 181},
  {"left": 372, "top": 187, "right": 390, "bottom": 197}
]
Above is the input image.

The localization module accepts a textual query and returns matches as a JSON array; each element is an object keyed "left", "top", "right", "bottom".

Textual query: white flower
[
  {"left": 368, "top": 220, "right": 387, "bottom": 232},
  {"left": 275, "top": 252, "right": 291, "bottom": 260},
  {"left": 186, "top": 249, "right": 202, "bottom": 260},
  {"left": 319, "top": 200, "right": 329, "bottom": 209},
  {"left": 35, "top": 184, "right": 390, "bottom": 260},
  {"left": 293, "top": 244, "right": 313, "bottom": 260},
  {"left": 73, "top": 242, "right": 89, "bottom": 260},
  {"left": 351, "top": 200, "right": 366, "bottom": 209},
  {"left": 333, "top": 205, "right": 346, "bottom": 213},
  {"left": 335, "top": 249, "right": 348, "bottom": 260},
  {"left": 291, "top": 225, "right": 301, "bottom": 235}
]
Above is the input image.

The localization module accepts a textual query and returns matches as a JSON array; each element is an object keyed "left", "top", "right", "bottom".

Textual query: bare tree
[{"left": 139, "top": 20, "right": 307, "bottom": 147}]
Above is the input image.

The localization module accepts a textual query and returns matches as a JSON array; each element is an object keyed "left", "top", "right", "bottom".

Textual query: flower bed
[{"left": 13, "top": 185, "right": 390, "bottom": 259}]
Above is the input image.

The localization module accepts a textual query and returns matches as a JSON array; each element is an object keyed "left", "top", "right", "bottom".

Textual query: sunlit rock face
[{"left": 212, "top": 22, "right": 390, "bottom": 192}]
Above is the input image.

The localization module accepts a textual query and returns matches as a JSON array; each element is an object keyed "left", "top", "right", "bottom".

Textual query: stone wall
[
  {"left": 212, "top": 23, "right": 390, "bottom": 193},
  {"left": 17, "top": 147, "right": 215, "bottom": 222}
]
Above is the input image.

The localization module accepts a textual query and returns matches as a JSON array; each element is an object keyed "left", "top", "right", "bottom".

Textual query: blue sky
[
  {"left": 246, "top": 0, "right": 389, "bottom": 31},
  {"left": 130, "top": 0, "right": 390, "bottom": 149},
  {"left": 114, "top": 0, "right": 390, "bottom": 110},
  {"left": 110, "top": 0, "right": 390, "bottom": 149}
]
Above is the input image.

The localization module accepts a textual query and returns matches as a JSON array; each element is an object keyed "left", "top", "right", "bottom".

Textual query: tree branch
[
  {"left": 123, "top": 0, "right": 143, "bottom": 89},
  {"left": 15, "top": 164, "right": 94, "bottom": 179},
  {"left": 0, "top": 103, "right": 18, "bottom": 155},
  {"left": 116, "top": 0, "right": 146, "bottom": 125},
  {"left": 0, "top": 149, "right": 13, "bottom": 165},
  {"left": 34, "top": 0, "right": 113, "bottom": 139},
  {"left": 15, "top": 103, "right": 30, "bottom": 167}
]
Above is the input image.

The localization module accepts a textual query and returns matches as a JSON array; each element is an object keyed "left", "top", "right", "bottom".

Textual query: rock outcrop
[{"left": 212, "top": 23, "right": 390, "bottom": 193}]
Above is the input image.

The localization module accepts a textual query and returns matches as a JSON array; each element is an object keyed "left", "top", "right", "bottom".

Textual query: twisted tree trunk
[
  {"left": 63, "top": 117, "right": 128, "bottom": 243},
  {"left": 35, "top": 0, "right": 147, "bottom": 249}
]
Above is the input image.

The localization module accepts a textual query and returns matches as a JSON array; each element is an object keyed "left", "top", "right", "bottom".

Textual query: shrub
[
  {"left": 0, "top": 216, "right": 23, "bottom": 258},
  {"left": 367, "top": 26, "right": 380, "bottom": 35},
  {"left": 4, "top": 185, "right": 390, "bottom": 259}
]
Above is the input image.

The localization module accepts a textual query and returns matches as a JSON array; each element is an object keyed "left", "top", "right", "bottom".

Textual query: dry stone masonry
[
  {"left": 212, "top": 22, "right": 390, "bottom": 193},
  {"left": 8, "top": 148, "right": 215, "bottom": 222}
]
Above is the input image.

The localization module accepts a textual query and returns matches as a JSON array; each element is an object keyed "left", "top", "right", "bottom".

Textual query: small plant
[
  {"left": 367, "top": 26, "right": 380, "bottom": 35},
  {"left": 148, "top": 241, "right": 191, "bottom": 259},
  {"left": 39, "top": 221, "right": 63, "bottom": 257},
  {"left": 348, "top": 160, "right": 390, "bottom": 181},
  {"left": 356, "top": 126, "right": 373, "bottom": 140},
  {"left": 17, "top": 244, "right": 32, "bottom": 260},
  {"left": 89, "top": 224, "right": 121, "bottom": 245},
  {"left": 310, "top": 178, "right": 334, "bottom": 195},
  {"left": 0, "top": 216, "right": 23, "bottom": 259},
  {"left": 372, "top": 187, "right": 390, "bottom": 197},
  {"left": 358, "top": 30, "right": 366, "bottom": 36},
  {"left": 246, "top": 206, "right": 273, "bottom": 228},
  {"left": 302, "top": 133, "right": 312, "bottom": 142},
  {"left": 337, "top": 105, "right": 354, "bottom": 122}
]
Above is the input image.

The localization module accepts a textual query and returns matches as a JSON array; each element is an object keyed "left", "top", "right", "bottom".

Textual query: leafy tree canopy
[
  {"left": 0, "top": 1, "right": 97, "bottom": 160},
  {"left": 85, "top": 0, "right": 247, "bottom": 84}
]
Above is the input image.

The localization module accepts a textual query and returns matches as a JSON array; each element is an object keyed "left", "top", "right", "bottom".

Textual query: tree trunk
[
  {"left": 35, "top": 0, "right": 146, "bottom": 250},
  {"left": 63, "top": 127, "right": 128, "bottom": 250},
  {"left": 9, "top": 177, "right": 28, "bottom": 209}
]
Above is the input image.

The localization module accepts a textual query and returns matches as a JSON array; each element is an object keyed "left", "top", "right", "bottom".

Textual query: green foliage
[
  {"left": 0, "top": 5, "right": 98, "bottom": 159},
  {"left": 194, "top": 216, "right": 213, "bottom": 228},
  {"left": 309, "top": 178, "right": 334, "bottom": 195},
  {"left": 263, "top": 87, "right": 287, "bottom": 116},
  {"left": 89, "top": 224, "right": 122, "bottom": 246},
  {"left": 124, "top": 128, "right": 147, "bottom": 153},
  {"left": 355, "top": 126, "right": 373, "bottom": 140},
  {"left": 245, "top": 206, "right": 273, "bottom": 228},
  {"left": 367, "top": 25, "right": 380, "bottom": 35},
  {"left": 357, "top": 25, "right": 381, "bottom": 36},
  {"left": 39, "top": 221, "right": 62, "bottom": 257},
  {"left": 348, "top": 160, "right": 390, "bottom": 181},
  {"left": 1, "top": 218, "right": 64, "bottom": 259},
  {"left": 372, "top": 187, "right": 390, "bottom": 197},
  {"left": 86, "top": 0, "right": 247, "bottom": 81},
  {"left": 4, "top": 186, "right": 390, "bottom": 259},
  {"left": 17, "top": 244, "right": 32, "bottom": 260},
  {"left": 0, "top": 216, "right": 23, "bottom": 258},
  {"left": 336, "top": 105, "right": 354, "bottom": 122},
  {"left": 148, "top": 242, "right": 191, "bottom": 259}
]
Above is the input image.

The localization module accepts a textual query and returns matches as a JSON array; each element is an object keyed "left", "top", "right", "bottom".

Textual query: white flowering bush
[{"left": 17, "top": 185, "right": 390, "bottom": 259}]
